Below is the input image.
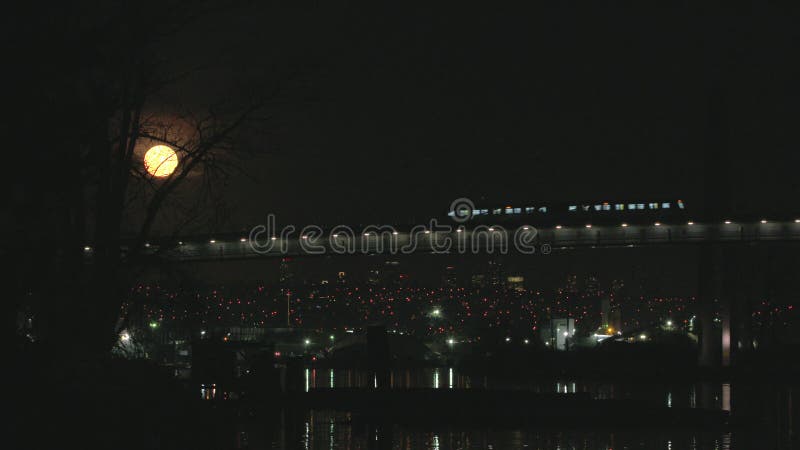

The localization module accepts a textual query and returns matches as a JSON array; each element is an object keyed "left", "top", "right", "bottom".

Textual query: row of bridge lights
[
  {"left": 554, "top": 219, "right": 792, "bottom": 230},
  {"left": 213, "top": 218, "right": 797, "bottom": 243},
  {"left": 83, "top": 219, "right": 800, "bottom": 251}
]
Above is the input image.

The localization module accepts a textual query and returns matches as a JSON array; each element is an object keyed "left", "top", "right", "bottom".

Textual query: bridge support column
[
  {"left": 698, "top": 243, "right": 723, "bottom": 367},
  {"left": 721, "top": 300, "right": 731, "bottom": 367}
]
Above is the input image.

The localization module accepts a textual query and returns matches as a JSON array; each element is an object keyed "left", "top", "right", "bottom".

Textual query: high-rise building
[
  {"left": 609, "top": 307, "right": 622, "bottom": 333},
  {"left": 540, "top": 318, "right": 576, "bottom": 350},
  {"left": 367, "top": 267, "right": 380, "bottom": 286},
  {"left": 279, "top": 257, "right": 294, "bottom": 286},
  {"left": 471, "top": 274, "right": 486, "bottom": 289},
  {"left": 585, "top": 273, "right": 601, "bottom": 297},
  {"left": 506, "top": 275, "right": 525, "bottom": 292},
  {"left": 600, "top": 297, "right": 611, "bottom": 329},
  {"left": 443, "top": 265, "right": 458, "bottom": 288},
  {"left": 382, "top": 260, "right": 401, "bottom": 286},
  {"left": 487, "top": 258, "right": 505, "bottom": 288},
  {"left": 565, "top": 274, "right": 579, "bottom": 294}
]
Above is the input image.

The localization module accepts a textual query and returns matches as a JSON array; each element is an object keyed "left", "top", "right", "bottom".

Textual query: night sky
[
  {"left": 152, "top": 3, "right": 800, "bottom": 231},
  {"left": 13, "top": 3, "right": 799, "bottom": 291},
  {"left": 124, "top": 3, "right": 800, "bottom": 294}
]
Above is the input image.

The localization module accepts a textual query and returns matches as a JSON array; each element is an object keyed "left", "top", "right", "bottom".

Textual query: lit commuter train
[{"left": 447, "top": 199, "right": 689, "bottom": 226}]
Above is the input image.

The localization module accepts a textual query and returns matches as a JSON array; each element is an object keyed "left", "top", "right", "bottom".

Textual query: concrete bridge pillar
[{"left": 698, "top": 243, "right": 723, "bottom": 367}]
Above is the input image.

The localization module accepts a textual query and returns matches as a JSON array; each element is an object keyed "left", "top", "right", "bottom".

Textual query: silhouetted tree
[{"left": 5, "top": 1, "right": 284, "bottom": 359}]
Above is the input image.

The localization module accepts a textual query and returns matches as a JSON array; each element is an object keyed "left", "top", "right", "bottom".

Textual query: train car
[{"left": 447, "top": 199, "right": 689, "bottom": 227}]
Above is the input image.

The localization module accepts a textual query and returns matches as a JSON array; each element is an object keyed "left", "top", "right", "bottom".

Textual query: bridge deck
[{"left": 102, "top": 221, "right": 800, "bottom": 261}]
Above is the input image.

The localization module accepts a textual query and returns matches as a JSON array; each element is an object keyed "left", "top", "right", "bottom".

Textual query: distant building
[
  {"left": 487, "top": 258, "right": 505, "bottom": 287},
  {"left": 540, "top": 318, "right": 576, "bottom": 351},
  {"left": 443, "top": 265, "right": 458, "bottom": 288},
  {"left": 565, "top": 274, "right": 578, "bottom": 294},
  {"left": 367, "top": 267, "right": 380, "bottom": 286},
  {"left": 382, "top": 260, "right": 401, "bottom": 286},
  {"left": 279, "top": 257, "right": 294, "bottom": 286},
  {"left": 368, "top": 261, "right": 402, "bottom": 286},
  {"left": 585, "top": 273, "right": 601, "bottom": 297},
  {"left": 609, "top": 307, "right": 622, "bottom": 333},
  {"left": 471, "top": 273, "right": 486, "bottom": 289},
  {"left": 506, "top": 275, "right": 525, "bottom": 292},
  {"left": 600, "top": 295, "right": 623, "bottom": 334},
  {"left": 600, "top": 297, "right": 611, "bottom": 329}
]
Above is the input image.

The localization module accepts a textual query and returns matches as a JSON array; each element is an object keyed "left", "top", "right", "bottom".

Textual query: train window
[
  {"left": 538, "top": 207, "right": 547, "bottom": 213},
  {"left": 514, "top": 208, "right": 521, "bottom": 214},
  {"left": 637, "top": 204, "right": 645, "bottom": 210},
  {"left": 493, "top": 209, "right": 502, "bottom": 215},
  {"left": 615, "top": 204, "right": 625, "bottom": 211},
  {"left": 594, "top": 204, "right": 602, "bottom": 211},
  {"left": 661, "top": 202, "right": 670, "bottom": 209},
  {"left": 677, "top": 200, "right": 685, "bottom": 209},
  {"left": 602, "top": 204, "right": 611, "bottom": 211},
  {"left": 525, "top": 207, "right": 534, "bottom": 214},
  {"left": 568, "top": 205, "right": 577, "bottom": 212},
  {"left": 648, "top": 203, "right": 659, "bottom": 209}
]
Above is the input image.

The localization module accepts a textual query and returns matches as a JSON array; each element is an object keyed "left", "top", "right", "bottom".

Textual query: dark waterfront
[{"left": 197, "top": 369, "right": 794, "bottom": 449}]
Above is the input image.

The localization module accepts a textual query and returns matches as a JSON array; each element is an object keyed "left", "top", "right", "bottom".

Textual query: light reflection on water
[
  {"left": 300, "top": 368, "right": 739, "bottom": 412},
  {"left": 233, "top": 409, "right": 742, "bottom": 450},
  {"left": 209, "top": 369, "right": 794, "bottom": 449}
]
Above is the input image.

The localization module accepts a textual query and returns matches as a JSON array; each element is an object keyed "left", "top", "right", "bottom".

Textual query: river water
[{"left": 208, "top": 368, "right": 795, "bottom": 449}]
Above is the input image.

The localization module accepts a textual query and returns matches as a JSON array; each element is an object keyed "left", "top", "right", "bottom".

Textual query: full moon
[{"left": 143, "top": 145, "right": 178, "bottom": 177}]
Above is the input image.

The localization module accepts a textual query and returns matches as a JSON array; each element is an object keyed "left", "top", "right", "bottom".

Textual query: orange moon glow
[{"left": 144, "top": 145, "right": 178, "bottom": 177}]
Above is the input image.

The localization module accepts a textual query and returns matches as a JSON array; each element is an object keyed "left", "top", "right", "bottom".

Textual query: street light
[{"left": 431, "top": 308, "right": 441, "bottom": 317}]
